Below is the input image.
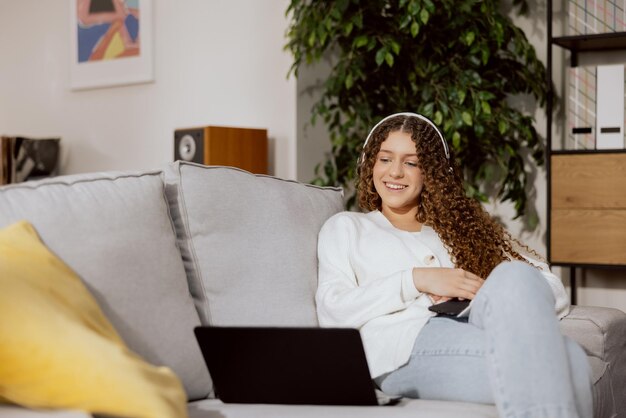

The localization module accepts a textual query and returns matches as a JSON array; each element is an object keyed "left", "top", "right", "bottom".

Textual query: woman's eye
[
  {"left": 406, "top": 161, "right": 418, "bottom": 167},
  {"left": 379, "top": 158, "right": 391, "bottom": 163}
]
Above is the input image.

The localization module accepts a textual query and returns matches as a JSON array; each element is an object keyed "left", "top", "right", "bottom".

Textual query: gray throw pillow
[{"left": 164, "top": 162, "right": 344, "bottom": 327}]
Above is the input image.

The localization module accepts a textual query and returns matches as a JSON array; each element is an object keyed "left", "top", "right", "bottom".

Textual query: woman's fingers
[
  {"left": 458, "top": 289, "right": 476, "bottom": 300},
  {"left": 457, "top": 285, "right": 479, "bottom": 300},
  {"left": 456, "top": 272, "right": 484, "bottom": 299},
  {"left": 463, "top": 279, "right": 482, "bottom": 292},
  {"left": 463, "top": 270, "right": 484, "bottom": 282}
]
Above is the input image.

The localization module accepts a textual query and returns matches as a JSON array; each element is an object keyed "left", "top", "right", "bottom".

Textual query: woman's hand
[
  {"left": 428, "top": 294, "right": 451, "bottom": 303},
  {"left": 413, "top": 268, "right": 485, "bottom": 300}
]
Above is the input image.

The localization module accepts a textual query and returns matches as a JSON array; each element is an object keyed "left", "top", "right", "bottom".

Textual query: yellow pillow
[{"left": 0, "top": 221, "right": 188, "bottom": 418}]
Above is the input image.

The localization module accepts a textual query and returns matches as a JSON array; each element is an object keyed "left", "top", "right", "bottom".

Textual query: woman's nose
[{"left": 389, "top": 161, "right": 404, "bottom": 178}]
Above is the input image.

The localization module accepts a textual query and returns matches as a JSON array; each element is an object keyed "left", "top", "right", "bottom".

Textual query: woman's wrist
[
  {"left": 412, "top": 267, "right": 427, "bottom": 293},
  {"left": 402, "top": 269, "right": 421, "bottom": 301}
]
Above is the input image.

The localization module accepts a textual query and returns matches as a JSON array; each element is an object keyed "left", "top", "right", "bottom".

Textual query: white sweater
[{"left": 316, "top": 210, "right": 570, "bottom": 378}]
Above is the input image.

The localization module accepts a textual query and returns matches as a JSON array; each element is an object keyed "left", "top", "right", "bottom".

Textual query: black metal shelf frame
[
  {"left": 553, "top": 31, "right": 626, "bottom": 66},
  {"left": 551, "top": 148, "right": 626, "bottom": 155},
  {"left": 554, "top": 31, "right": 626, "bottom": 52}
]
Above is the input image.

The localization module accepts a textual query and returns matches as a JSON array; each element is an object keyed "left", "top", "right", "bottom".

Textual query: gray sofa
[{"left": 0, "top": 161, "right": 624, "bottom": 418}]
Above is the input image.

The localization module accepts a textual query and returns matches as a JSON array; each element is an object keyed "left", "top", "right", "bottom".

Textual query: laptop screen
[{"left": 194, "top": 326, "right": 379, "bottom": 406}]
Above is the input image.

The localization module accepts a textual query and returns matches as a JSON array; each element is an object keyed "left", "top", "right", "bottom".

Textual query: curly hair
[{"left": 356, "top": 114, "right": 537, "bottom": 279}]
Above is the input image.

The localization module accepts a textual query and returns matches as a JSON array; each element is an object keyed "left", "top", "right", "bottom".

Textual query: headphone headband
[{"left": 360, "top": 112, "right": 450, "bottom": 164}]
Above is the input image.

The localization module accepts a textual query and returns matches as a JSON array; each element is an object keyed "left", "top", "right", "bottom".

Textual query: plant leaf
[
  {"left": 420, "top": 8, "right": 429, "bottom": 24},
  {"left": 452, "top": 131, "right": 461, "bottom": 148},
  {"left": 390, "top": 41, "right": 401, "bottom": 55},
  {"left": 345, "top": 73, "right": 354, "bottom": 89},
  {"left": 481, "top": 101, "right": 491, "bottom": 115},
  {"left": 434, "top": 110, "right": 443, "bottom": 125},
  {"left": 462, "top": 111, "right": 473, "bottom": 126},
  {"left": 375, "top": 47, "right": 387, "bottom": 66},
  {"left": 423, "top": 102, "right": 435, "bottom": 117},
  {"left": 354, "top": 35, "right": 368, "bottom": 48},
  {"left": 481, "top": 46, "right": 490, "bottom": 64},
  {"left": 344, "top": 22, "right": 354, "bottom": 36},
  {"left": 400, "top": 14, "right": 413, "bottom": 29},
  {"left": 411, "top": 21, "right": 420, "bottom": 37},
  {"left": 385, "top": 52, "right": 394, "bottom": 67},
  {"left": 478, "top": 91, "right": 496, "bottom": 100},
  {"left": 458, "top": 90, "right": 466, "bottom": 104},
  {"left": 499, "top": 120, "right": 508, "bottom": 134}
]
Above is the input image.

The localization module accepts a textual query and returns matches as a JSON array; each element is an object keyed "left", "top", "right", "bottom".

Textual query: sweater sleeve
[
  {"left": 316, "top": 214, "right": 421, "bottom": 329},
  {"left": 521, "top": 255, "right": 570, "bottom": 319}
]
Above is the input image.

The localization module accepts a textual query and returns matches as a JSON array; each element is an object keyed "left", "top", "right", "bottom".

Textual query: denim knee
[
  {"left": 481, "top": 261, "right": 554, "bottom": 303},
  {"left": 564, "top": 337, "right": 591, "bottom": 379},
  {"left": 564, "top": 337, "right": 594, "bottom": 418}
]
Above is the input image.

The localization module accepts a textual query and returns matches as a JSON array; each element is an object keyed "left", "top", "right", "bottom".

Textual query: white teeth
[{"left": 386, "top": 183, "right": 406, "bottom": 190}]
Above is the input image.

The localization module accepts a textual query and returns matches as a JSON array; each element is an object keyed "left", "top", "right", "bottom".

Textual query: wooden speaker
[{"left": 174, "top": 126, "right": 268, "bottom": 174}]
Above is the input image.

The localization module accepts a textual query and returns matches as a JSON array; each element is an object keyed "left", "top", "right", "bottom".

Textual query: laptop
[{"left": 194, "top": 326, "right": 401, "bottom": 406}]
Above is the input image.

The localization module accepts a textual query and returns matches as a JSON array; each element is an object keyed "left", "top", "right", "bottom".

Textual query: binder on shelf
[
  {"left": 566, "top": 66, "right": 596, "bottom": 150},
  {"left": 596, "top": 64, "right": 625, "bottom": 149}
]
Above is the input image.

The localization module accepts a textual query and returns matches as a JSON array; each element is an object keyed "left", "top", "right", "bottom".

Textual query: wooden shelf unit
[{"left": 546, "top": 1, "right": 626, "bottom": 303}]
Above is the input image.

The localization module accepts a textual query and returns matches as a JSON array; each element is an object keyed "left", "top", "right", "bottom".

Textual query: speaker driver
[{"left": 178, "top": 134, "right": 196, "bottom": 161}]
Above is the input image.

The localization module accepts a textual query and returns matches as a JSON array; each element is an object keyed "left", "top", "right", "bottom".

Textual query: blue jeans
[{"left": 376, "top": 261, "right": 593, "bottom": 418}]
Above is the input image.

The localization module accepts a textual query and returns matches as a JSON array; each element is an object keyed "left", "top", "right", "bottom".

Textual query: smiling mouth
[{"left": 384, "top": 182, "right": 407, "bottom": 190}]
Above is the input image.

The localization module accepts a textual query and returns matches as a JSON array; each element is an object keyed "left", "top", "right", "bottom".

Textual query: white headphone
[{"left": 359, "top": 112, "right": 450, "bottom": 165}]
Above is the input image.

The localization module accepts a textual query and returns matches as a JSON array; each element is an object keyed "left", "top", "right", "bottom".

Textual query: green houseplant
[{"left": 285, "top": 0, "right": 548, "bottom": 220}]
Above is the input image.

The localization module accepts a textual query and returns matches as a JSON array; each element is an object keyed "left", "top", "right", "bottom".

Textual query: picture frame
[{"left": 69, "top": 0, "right": 153, "bottom": 90}]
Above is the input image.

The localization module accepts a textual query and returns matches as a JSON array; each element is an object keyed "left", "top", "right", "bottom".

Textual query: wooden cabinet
[{"left": 551, "top": 153, "right": 626, "bottom": 265}]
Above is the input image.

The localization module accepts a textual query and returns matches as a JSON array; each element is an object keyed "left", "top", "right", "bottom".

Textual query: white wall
[
  {"left": 0, "top": 0, "right": 296, "bottom": 179},
  {"left": 296, "top": 58, "right": 333, "bottom": 183}
]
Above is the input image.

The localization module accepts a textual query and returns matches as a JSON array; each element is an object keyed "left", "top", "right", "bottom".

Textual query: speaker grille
[{"left": 174, "top": 129, "right": 204, "bottom": 164}]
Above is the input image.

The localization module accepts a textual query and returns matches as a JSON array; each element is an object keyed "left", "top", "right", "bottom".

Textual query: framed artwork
[{"left": 69, "top": 0, "right": 153, "bottom": 90}]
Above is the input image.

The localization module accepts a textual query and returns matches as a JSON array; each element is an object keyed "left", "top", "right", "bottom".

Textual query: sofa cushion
[
  {"left": 0, "top": 171, "right": 211, "bottom": 400},
  {"left": 0, "top": 221, "right": 187, "bottom": 418},
  {"left": 164, "top": 162, "right": 344, "bottom": 327},
  {"left": 188, "top": 398, "right": 498, "bottom": 418}
]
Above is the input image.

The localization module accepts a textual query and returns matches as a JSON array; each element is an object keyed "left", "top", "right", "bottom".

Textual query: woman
[{"left": 316, "top": 113, "right": 592, "bottom": 417}]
